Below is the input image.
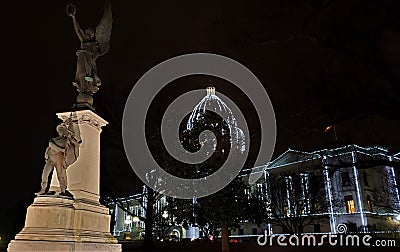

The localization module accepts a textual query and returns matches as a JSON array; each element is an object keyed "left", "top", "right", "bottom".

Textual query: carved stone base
[
  {"left": 7, "top": 196, "right": 121, "bottom": 252},
  {"left": 7, "top": 240, "right": 121, "bottom": 252}
]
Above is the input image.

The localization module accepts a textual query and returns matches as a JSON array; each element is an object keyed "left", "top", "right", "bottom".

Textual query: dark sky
[{"left": 1, "top": 0, "right": 400, "bottom": 241}]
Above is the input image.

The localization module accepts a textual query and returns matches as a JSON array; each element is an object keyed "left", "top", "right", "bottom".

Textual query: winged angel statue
[{"left": 67, "top": 2, "right": 112, "bottom": 95}]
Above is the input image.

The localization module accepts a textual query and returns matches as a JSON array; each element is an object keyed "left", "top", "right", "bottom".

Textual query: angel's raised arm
[{"left": 67, "top": 3, "right": 85, "bottom": 42}]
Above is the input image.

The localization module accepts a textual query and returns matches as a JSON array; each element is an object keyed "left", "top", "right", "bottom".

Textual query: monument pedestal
[{"left": 8, "top": 110, "right": 121, "bottom": 252}]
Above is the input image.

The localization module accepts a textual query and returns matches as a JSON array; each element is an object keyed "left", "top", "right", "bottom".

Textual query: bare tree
[
  {"left": 265, "top": 171, "right": 328, "bottom": 234},
  {"left": 104, "top": 186, "right": 177, "bottom": 248}
]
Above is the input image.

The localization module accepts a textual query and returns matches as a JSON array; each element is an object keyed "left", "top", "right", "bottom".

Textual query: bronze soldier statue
[{"left": 35, "top": 117, "right": 81, "bottom": 198}]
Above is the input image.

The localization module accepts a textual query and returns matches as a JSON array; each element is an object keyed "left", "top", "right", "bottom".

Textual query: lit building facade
[
  {"left": 106, "top": 144, "right": 400, "bottom": 238},
  {"left": 105, "top": 187, "right": 198, "bottom": 240},
  {"left": 238, "top": 144, "right": 400, "bottom": 235},
  {"left": 105, "top": 191, "right": 147, "bottom": 240}
]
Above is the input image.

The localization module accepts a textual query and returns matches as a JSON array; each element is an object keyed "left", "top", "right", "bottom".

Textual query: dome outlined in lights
[{"left": 186, "top": 86, "right": 246, "bottom": 154}]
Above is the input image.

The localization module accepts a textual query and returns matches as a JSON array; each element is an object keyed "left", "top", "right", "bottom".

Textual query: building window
[
  {"left": 314, "top": 224, "right": 321, "bottom": 233},
  {"left": 367, "top": 195, "right": 373, "bottom": 212},
  {"left": 362, "top": 172, "right": 369, "bottom": 186},
  {"left": 283, "top": 205, "right": 289, "bottom": 216},
  {"left": 244, "top": 188, "right": 251, "bottom": 200},
  {"left": 345, "top": 195, "right": 355, "bottom": 214},
  {"left": 239, "top": 229, "right": 244, "bottom": 235},
  {"left": 285, "top": 176, "right": 293, "bottom": 215},
  {"left": 341, "top": 172, "right": 351, "bottom": 187},
  {"left": 300, "top": 173, "right": 311, "bottom": 214},
  {"left": 252, "top": 228, "right": 258, "bottom": 235}
]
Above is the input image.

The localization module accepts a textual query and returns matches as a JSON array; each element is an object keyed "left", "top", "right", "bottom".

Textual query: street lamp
[
  {"left": 161, "top": 211, "right": 169, "bottom": 240},
  {"left": 132, "top": 216, "right": 140, "bottom": 223},
  {"left": 131, "top": 216, "right": 141, "bottom": 240},
  {"left": 124, "top": 215, "right": 132, "bottom": 240},
  {"left": 124, "top": 215, "right": 132, "bottom": 227},
  {"left": 162, "top": 211, "right": 168, "bottom": 219}
]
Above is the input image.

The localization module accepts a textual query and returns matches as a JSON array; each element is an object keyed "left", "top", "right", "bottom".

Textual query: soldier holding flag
[{"left": 35, "top": 116, "right": 81, "bottom": 198}]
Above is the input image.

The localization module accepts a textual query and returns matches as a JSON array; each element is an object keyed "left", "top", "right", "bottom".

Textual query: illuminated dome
[{"left": 186, "top": 86, "right": 245, "bottom": 154}]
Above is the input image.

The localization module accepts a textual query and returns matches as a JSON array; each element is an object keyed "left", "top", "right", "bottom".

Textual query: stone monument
[{"left": 7, "top": 2, "right": 121, "bottom": 251}]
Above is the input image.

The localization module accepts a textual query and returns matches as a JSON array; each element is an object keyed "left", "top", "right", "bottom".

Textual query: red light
[{"left": 324, "top": 125, "right": 333, "bottom": 132}]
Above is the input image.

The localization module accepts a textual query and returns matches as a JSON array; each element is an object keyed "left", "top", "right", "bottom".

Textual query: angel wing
[{"left": 95, "top": 1, "right": 113, "bottom": 56}]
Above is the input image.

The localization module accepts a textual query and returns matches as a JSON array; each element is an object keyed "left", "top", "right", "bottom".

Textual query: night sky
[{"left": 1, "top": 0, "right": 400, "bottom": 241}]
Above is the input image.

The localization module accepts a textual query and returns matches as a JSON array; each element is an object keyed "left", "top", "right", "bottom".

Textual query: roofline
[
  {"left": 266, "top": 158, "right": 322, "bottom": 174},
  {"left": 255, "top": 144, "right": 392, "bottom": 172}
]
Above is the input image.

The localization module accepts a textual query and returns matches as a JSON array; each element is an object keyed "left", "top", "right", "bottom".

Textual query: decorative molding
[{"left": 57, "top": 110, "right": 108, "bottom": 131}]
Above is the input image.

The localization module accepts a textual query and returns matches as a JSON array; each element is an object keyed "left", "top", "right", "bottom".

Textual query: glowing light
[
  {"left": 352, "top": 152, "right": 367, "bottom": 231},
  {"left": 285, "top": 176, "right": 293, "bottom": 216},
  {"left": 300, "top": 173, "right": 310, "bottom": 213},
  {"left": 323, "top": 155, "right": 337, "bottom": 233},
  {"left": 206, "top": 86, "right": 215, "bottom": 96},
  {"left": 113, "top": 203, "right": 118, "bottom": 235},
  {"left": 388, "top": 156, "right": 400, "bottom": 209},
  {"left": 162, "top": 211, "right": 168, "bottom": 219},
  {"left": 345, "top": 197, "right": 355, "bottom": 214},
  {"left": 124, "top": 215, "right": 132, "bottom": 225},
  {"left": 324, "top": 125, "right": 333, "bottom": 132}
]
